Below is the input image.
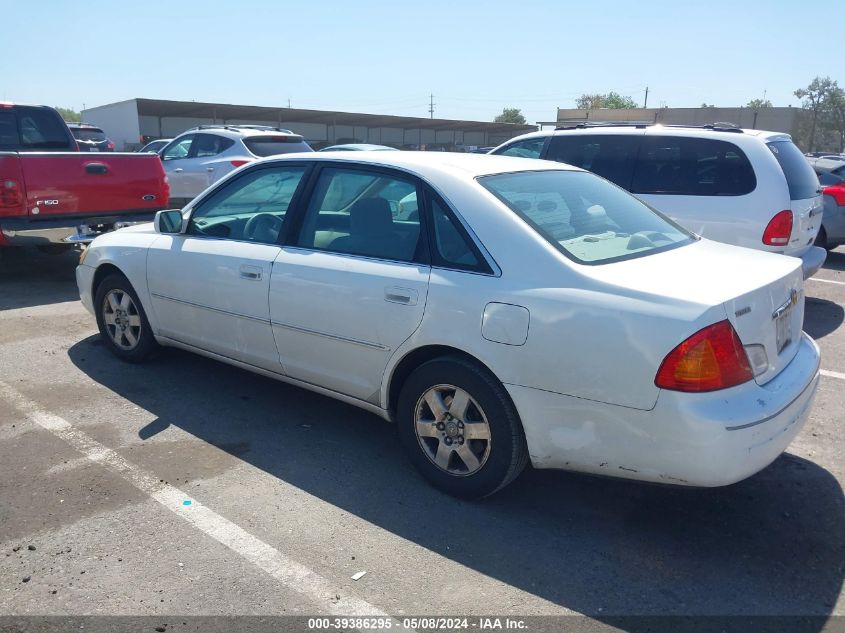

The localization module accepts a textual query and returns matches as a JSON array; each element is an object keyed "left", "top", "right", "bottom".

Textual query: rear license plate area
[{"left": 776, "top": 306, "right": 793, "bottom": 354}]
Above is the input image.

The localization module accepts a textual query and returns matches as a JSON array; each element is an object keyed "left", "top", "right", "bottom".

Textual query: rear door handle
[
  {"left": 239, "top": 264, "right": 263, "bottom": 281},
  {"left": 206, "top": 167, "right": 214, "bottom": 172},
  {"left": 385, "top": 286, "right": 418, "bottom": 305},
  {"left": 173, "top": 168, "right": 184, "bottom": 173}
]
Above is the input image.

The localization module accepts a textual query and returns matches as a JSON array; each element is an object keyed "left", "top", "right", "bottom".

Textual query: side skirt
[{"left": 155, "top": 335, "right": 393, "bottom": 422}]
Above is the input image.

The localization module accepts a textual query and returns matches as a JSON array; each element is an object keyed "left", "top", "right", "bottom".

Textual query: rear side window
[
  {"left": 493, "top": 137, "right": 546, "bottom": 159},
  {"left": 767, "top": 141, "right": 820, "bottom": 200},
  {"left": 0, "top": 107, "right": 74, "bottom": 150},
  {"left": 631, "top": 137, "right": 756, "bottom": 196},
  {"left": 192, "top": 133, "right": 235, "bottom": 158},
  {"left": 547, "top": 134, "right": 640, "bottom": 189},
  {"left": 244, "top": 136, "right": 313, "bottom": 157}
]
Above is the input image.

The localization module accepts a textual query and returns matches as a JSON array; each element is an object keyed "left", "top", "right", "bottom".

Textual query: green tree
[
  {"left": 54, "top": 106, "right": 81, "bottom": 122},
  {"left": 576, "top": 92, "right": 638, "bottom": 109},
  {"left": 795, "top": 76, "right": 837, "bottom": 151},
  {"left": 494, "top": 107, "right": 526, "bottom": 124},
  {"left": 746, "top": 98, "right": 772, "bottom": 109}
]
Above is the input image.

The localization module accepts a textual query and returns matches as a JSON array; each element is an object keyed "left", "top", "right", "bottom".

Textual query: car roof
[
  {"left": 813, "top": 157, "right": 845, "bottom": 172},
  {"left": 508, "top": 124, "right": 792, "bottom": 144},
  {"left": 257, "top": 150, "right": 579, "bottom": 179},
  {"left": 176, "top": 125, "right": 304, "bottom": 140},
  {"left": 320, "top": 144, "right": 398, "bottom": 151}
]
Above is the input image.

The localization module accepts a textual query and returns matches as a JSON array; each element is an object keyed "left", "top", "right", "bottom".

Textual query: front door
[
  {"left": 147, "top": 163, "right": 309, "bottom": 371},
  {"left": 270, "top": 165, "right": 430, "bottom": 403}
]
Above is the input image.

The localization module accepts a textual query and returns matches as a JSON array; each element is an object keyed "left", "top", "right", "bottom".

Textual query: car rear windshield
[
  {"left": 72, "top": 128, "right": 107, "bottom": 142},
  {"left": 767, "top": 140, "right": 820, "bottom": 200},
  {"left": 244, "top": 136, "right": 313, "bottom": 157},
  {"left": 479, "top": 170, "right": 693, "bottom": 265},
  {"left": 0, "top": 106, "right": 75, "bottom": 150}
]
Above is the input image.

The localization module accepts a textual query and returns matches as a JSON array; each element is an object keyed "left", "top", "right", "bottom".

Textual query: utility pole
[
  {"left": 287, "top": 98, "right": 291, "bottom": 108},
  {"left": 429, "top": 93, "right": 435, "bottom": 119},
  {"left": 643, "top": 86, "right": 649, "bottom": 109}
]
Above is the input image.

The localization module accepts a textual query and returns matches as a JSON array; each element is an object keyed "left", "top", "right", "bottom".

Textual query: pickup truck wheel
[
  {"left": 94, "top": 274, "right": 157, "bottom": 362},
  {"left": 397, "top": 355, "right": 529, "bottom": 499}
]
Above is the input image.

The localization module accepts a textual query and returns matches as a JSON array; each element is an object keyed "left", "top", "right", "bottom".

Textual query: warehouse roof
[{"left": 129, "top": 98, "right": 536, "bottom": 134}]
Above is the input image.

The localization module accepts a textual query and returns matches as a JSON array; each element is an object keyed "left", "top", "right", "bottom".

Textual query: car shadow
[
  {"left": 804, "top": 296, "right": 845, "bottom": 340},
  {"left": 821, "top": 248, "right": 845, "bottom": 272},
  {"left": 0, "top": 247, "right": 82, "bottom": 310},
  {"left": 67, "top": 337, "right": 844, "bottom": 623}
]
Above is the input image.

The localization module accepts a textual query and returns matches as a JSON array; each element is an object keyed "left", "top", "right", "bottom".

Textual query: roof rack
[
  {"left": 187, "top": 124, "right": 295, "bottom": 134},
  {"left": 554, "top": 121, "right": 744, "bottom": 133}
]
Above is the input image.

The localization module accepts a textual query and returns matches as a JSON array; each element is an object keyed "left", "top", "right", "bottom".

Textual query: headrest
[{"left": 349, "top": 198, "right": 394, "bottom": 236}]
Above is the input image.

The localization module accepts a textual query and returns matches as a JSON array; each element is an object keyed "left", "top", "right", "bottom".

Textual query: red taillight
[
  {"left": 230, "top": 159, "right": 251, "bottom": 168},
  {"left": 762, "top": 210, "right": 793, "bottom": 246},
  {"left": 824, "top": 184, "right": 845, "bottom": 206},
  {"left": 0, "top": 179, "right": 22, "bottom": 208},
  {"left": 107, "top": 141, "right": 115, "bottom": 150},
  {"left": 655, "top": 320, "right": 753, "bottom": 392}
]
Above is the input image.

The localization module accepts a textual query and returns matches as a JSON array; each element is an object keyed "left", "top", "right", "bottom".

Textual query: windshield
[{"left": 479, "top": 170, "right": 694, "bottom": 264}]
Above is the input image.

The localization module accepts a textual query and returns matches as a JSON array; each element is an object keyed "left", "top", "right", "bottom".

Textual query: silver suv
[{"left": 160, "top": 125, "right": 312, "bottom": 206}]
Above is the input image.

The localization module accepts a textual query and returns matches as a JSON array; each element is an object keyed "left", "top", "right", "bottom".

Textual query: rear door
[
  {"left": 766, "top": 139, "right": 824, "bottom": 255},
  {"left": 270, "top": 164, "right": 430, "bottom": 402}
]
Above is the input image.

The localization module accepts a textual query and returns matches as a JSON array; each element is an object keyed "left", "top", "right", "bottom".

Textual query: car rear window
[
  {"left": 0, "top": 107, "right": 75, "bottom": 151},
  {"left": 71, "top": 128, "right": 107, "bottom": 142},
  {"left": 767, "top": 140, "right": 820, "bottom": 200},
  {"left": 479, "top": 170, "right": 693, "bottom": 264},
  {"left": 631, "top": 136, "right": 756, "bottom": 196},
  {"left": 244, "top": 136, "right": 313, "bottom": 157}
]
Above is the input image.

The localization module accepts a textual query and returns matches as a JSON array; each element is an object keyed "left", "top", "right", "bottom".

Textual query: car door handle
[
  {"left": 85, "top": 163, "right": 108, "bottom": 175},
  {"left": 385, "top": 286, "right": 418, "bottom": 306},
  {"left": 206, "top": 167, "right": 214, "bottom": 172},
  {"left": 173, "top": 168, "right": 183, "bottom": 173},
  {"left": 239, "top": 265, "right": 263, "bottom": 281}
]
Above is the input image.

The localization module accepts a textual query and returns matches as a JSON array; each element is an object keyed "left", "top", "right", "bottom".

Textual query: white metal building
[{"left": 82, "top": 98, "right": 537, "bottom": 151}]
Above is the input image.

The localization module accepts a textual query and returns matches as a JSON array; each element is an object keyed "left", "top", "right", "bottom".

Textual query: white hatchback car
[
  {"left": 159, "top": 125, "right": 312, "bottom": 205},
  {"left": 77, "top": 153, "right": 821, "bottom": 498},
  {"left": 492, "top": 124, "right": 827, "bottom": 279}
]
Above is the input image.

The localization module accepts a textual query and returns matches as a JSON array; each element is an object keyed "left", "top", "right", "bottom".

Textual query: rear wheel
[
  {"left": 814, "top": 227, "right": 830, "bottom": 250},
  {"left": 94, "top": 273, "right": 158, "bottom": 362},
  {"left": 397, "top": 355, "right": 528, "bottom": 498}
]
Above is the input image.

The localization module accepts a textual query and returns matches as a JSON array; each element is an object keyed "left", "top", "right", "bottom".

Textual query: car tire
[
  {"left": 814, "top": 227, "right": 830, "bottom": 250},
  {"left": 397, "top": 355, "right": 529, "bottom": 498},
  {"left": 94, "top": 273, "right": 158, "bottom": 362}
]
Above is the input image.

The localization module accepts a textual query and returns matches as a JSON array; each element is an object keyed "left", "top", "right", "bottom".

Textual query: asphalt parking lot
[{"left": 0, "top": 247, "right": 843, "bottom": 630}]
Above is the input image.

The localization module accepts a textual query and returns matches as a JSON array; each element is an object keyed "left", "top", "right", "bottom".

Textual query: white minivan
[{"left": 492, "top": 124, "right": 826, "bottom": 278}]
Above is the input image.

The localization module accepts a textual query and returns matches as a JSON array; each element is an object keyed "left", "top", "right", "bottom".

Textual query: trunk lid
[{"left": 584, "top": 239, "right": 804, "bottom": 384}]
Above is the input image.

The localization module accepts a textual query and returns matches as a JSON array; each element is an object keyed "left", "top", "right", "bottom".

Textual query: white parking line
[
  {"left": 809, "top": 277, "right": 845, "bottom": 286},
  {"left": 821, "top": 369, "right": 845, "bottom": 381},
  {"left": 0, "top": 381, "right": 398, "bottom": 624}
]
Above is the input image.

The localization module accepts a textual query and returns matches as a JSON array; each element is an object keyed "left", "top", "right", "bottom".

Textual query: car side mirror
[{"left": 154, "top": 209, "right": 184, "bottom": 234}]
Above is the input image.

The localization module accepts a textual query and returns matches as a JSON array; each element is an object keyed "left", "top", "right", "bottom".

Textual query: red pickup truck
[{"left": 0, "top": 103, "right": 168, "bottom": 249}]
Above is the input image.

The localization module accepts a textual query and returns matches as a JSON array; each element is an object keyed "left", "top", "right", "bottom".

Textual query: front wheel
[
  {"left": 94, "top": 273, "right": 158, "bottom": 362},
  {"left": 397, "top": 355, "right": 528, "bottom": 498}
]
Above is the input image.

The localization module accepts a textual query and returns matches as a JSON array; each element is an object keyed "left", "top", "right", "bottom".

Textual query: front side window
[
  {"left": 631, "top": 137, "right": 756, "bottom": 196},
  {"left": 547, "top": 134, "right": 640, "bottom": 189},
  {"left": 479, "top": 170, "right": 693, "bottom": 264},
  {"left": 187, "top": 166, "right": 307, "bottom": 243},
  {"left": 493, "top": 137, "right": 546, "bottom": 159},
  {"left": 162, "top": 135, "right": 194, "bottom": 161},
  {"left": 296, "top": 167, "right": 421, "bottom": 262}
]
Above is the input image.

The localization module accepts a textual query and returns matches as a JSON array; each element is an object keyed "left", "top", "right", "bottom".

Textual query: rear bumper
[
  {"left": 798, "top": 245, "right": 827, "bottom": 279},
  {"left": 506, "top": 332, "right": 821, "bottom": 486},
  {"left": 0, "top": 212, "right": 157, "bottom": 245}
]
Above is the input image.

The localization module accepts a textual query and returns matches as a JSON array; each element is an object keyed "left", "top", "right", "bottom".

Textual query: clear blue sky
[{"left": 3, "top": 0, "right": 840, "bottom": 123}]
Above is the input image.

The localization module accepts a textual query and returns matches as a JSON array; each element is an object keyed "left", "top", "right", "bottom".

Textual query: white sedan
[{"left": 76, "top": 152, "right": 821, "bottom": 498}]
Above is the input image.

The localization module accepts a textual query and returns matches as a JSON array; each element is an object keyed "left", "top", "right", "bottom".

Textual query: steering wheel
[{"left": 243, "top": 213, "right": 284, "bottom": 243}]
